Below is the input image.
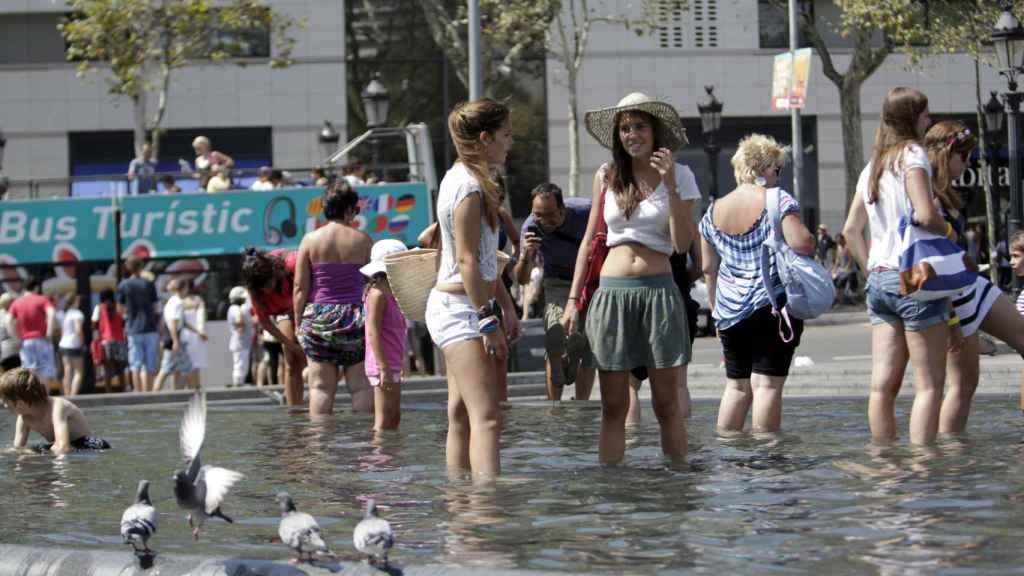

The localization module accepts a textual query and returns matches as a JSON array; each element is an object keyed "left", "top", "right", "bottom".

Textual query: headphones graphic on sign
[{"left": 263, "top": 196, "right": 298, "bottom": 245}]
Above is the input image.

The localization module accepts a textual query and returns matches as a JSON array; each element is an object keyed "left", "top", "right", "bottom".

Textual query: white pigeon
[
  {"left": 172, "top": 392, "right": 245, "bottom": 540},
  {"left": 120, "top": 479, "right": 158, "bottom": 554},
  {"left": 353, "top": 499, "right": 394, "bottom": 567},
  {"left": 276, "top": 492, "right": 333, "bottom": 564}
]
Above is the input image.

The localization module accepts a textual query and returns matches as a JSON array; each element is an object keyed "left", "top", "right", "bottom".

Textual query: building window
[
  {"left": 758, "top": 0, "right": 812, "bottom": 50},
  {"left": 657, "top": 0, "right": 685, "bottom": 49},
  {"left": 68, "top": 127, "right": 273, "bottom": 197},
  {"left": 692, "top": 0, "right": 719, "bottom": 49},
  {"left": 0, "top": 13, "right": 67, "bottom": 65}
]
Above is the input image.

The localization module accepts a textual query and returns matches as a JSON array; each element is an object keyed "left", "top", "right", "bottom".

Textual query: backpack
[{"left": 759, "top": 187, "right": 835, "bottom": 341}]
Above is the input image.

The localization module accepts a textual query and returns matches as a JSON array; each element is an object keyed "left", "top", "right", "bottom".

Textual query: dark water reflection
[{"left": 1, "top": 396, "right": 1023, "bottom": 573}]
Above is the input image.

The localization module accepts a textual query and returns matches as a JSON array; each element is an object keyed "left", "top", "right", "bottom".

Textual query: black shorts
[
  {"left": 60, "top": 347, "right": 84, "bottom": 358},
  {"left": 1, "top": 355, "right": 20, "bottom": 371},
  {"left": 718, "top": 305, "right": 803, "bottom": 379}
]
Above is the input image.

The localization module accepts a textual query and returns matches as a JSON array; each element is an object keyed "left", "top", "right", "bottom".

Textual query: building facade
[
  {"left": 544, "top": 0, "right": 1003, "bottom": 232},
  {"left": 0, "top": 0, "right": 348, "bottom": 199}
]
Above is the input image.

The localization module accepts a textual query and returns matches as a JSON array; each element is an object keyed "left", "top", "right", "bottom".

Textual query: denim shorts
[
  {"left": 20, "top": 337, "right": 56, "bottom": 381},
  {"left": 127, "top": 332, "right": 160, "bottom": 373},
  {"left": 866, "top": 270, "right": 948, "bottom": 331}
]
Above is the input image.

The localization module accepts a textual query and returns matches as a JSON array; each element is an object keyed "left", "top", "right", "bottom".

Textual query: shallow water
[{"left": 2, "top": 396, "right": 1024, "bottom": 573}]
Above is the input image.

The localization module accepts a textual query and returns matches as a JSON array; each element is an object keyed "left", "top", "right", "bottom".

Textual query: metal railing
[{"left": 3, "top": 162, "right": 426, "bottom": 201}]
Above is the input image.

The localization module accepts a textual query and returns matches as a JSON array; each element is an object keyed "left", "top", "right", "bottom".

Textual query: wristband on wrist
[
  {"left": 945, "top": 222, "right": 956, "bottom": 241},
  {"left": 947, "top": 315, "right": 960, "bottom": 327},
  {"left": 478, "top": 316, "right": 500, "bottom": 334},
  {"left": 567, "top": 296, "right": 578, "bottom": 301},
  {"left": 477, "top": 298, "right": 499, "bottom": 321}
]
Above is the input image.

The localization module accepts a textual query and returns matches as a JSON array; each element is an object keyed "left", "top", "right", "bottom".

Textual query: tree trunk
[
  {"left": 839, "top": 78, "right": 865, "bottom": 207},
  {"left": 132, "top": 94, "right": 147, "bottom": 159},
  {"left": 567, "top": 69, "right": 580, "bottom": 198}
]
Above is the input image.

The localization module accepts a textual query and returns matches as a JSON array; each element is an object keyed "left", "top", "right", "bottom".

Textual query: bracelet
[
  {"left": 567, "top": 296, "right": 579, "bottom": 302},
  {"left": 947, "top": 315, "right": 960, "bottom": 327},
  {"left": 945, "top": 222, "right": 956, "bottom": 241},
  {"left": 478, "top": 315, "right": 500, "bottom": 334},
  {"left": 477, "top": 299, "right": 499, "bottom": 321}
]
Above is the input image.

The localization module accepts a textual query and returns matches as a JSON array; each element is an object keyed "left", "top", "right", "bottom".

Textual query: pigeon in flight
[
  {"left": 120, "top": 479, "right": 158, "bottom": 554},
  {"left": 276, "top": 492, "right": 334, "bottom": 564},
  {"left": 353, "top": 499, "right": 394, "bottom": 568},
  {"left": 172, "top": 393, "right": 244, "bottom": 540}
]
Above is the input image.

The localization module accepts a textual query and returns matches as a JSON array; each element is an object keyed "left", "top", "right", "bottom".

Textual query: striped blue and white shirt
[{"left": 699, "top": 189, "right": 800, "bottom": 330}]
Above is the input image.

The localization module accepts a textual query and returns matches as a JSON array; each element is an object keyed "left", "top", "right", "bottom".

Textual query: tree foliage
[{"left": 60, "top": 0, "right": 297, "bottom": 155}]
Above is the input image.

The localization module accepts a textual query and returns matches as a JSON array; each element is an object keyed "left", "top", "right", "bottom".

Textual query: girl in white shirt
[
  {"left": 424, "top": 99, "right": 519, "bottom": 479},
  {"left": 58, "top": 295, "right": 84, "bottom": 396},
  {"left": 842, "top": 87, "right": 950, "bottom": 445}
]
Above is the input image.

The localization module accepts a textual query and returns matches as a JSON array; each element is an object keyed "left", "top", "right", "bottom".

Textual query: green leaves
[{"left": 60, "top": 0, "right": 297, "bottom": 98}]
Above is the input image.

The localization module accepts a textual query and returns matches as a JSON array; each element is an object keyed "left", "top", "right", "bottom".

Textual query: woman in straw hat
[
  {"left": 563, "top": 92, "right": 701, "bottom": 464},
  {"left": 424, "top": 98, "right": 519, "bottom": 479},
  {"left": 699, "top": 134, "right": 814, "bottom": 435}
]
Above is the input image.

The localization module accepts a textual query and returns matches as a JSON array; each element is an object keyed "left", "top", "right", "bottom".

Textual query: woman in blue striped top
[{"left": 699, "top": 134, "right": 814, "bottom": 433}]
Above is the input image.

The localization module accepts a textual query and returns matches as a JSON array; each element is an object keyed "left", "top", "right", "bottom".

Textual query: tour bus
[{"left": 0, "top": 125, "right": 438, "bottom": 391}]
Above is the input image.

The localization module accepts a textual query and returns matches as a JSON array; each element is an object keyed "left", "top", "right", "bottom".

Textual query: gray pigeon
[
  {"left": 172, "top": 393, "right": 244, "bottom": 540},
  {"left": 120, "top": 480, "right": 158, "bottom": 553},
  {"left": 276, "top": 492, "right": 333, "bottom": 564},
  {"left": 352, "top": 499, "right": 394, "bottom": 567}
]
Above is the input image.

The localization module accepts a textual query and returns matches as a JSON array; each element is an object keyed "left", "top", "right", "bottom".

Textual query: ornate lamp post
[
  {"left": 317, "top": 120, "right": 340, "bottom": 163},
  {"left": 361, "top": 73, "right": 391, "bottom": 179},
  {"left": 991, "top": 1, "right": 1024, "bottom": 238},
  {"left": 697, "top": 85, "right": 723, "bottom": 205}
]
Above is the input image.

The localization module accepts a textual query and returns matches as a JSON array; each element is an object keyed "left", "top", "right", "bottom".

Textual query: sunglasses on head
[{"left": 947, "top": 128, "right": 972, "bottom": 147}]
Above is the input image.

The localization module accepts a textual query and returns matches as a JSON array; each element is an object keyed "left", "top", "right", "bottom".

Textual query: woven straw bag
[{"left": 384, "top": 249, "right": 511, "bottom": 322}]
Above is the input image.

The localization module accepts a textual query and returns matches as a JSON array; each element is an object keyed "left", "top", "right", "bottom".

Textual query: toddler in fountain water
[
  {"left": 1, "top": 367, "right": 109, "bottom": 454},
  {"left": 360, "top": 239, "right": 409, "bottom": 431}
]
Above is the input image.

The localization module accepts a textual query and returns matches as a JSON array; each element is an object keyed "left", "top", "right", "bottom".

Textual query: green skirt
[{"left": 584, "top": 274, "right": 690, "bottom": 371}]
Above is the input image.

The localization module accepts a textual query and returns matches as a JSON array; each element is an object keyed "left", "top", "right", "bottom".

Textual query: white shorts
[
  {"left": 368, "top": 372, "right": 403, "bottom": 387},
  {"left": 425, "top": 289, "right": 481, "bottom": 350}
]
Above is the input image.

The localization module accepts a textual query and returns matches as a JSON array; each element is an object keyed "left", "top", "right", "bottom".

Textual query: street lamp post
[
  {"left": 361, "top": 73, "right": 391, "bottom": 180},
  {"left": 317, "top": 120, "right": 340, "bottom": 165},
  {"left": 983, "top": 91, "right": 1006, "bottom": 285},
  {"left": 992, "top": 1, "right": 1024, "bottom": 240},
  {"left": 697, "top": 85, "right": 723, "bottom": 206}
]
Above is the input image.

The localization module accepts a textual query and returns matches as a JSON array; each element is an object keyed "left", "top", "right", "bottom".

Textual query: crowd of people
[
  {"left": 125, "top": 134, "right": 364, "bottom": 195},
  {"left": 5, "top": 87, "right": 1024, "bottom": 480}
]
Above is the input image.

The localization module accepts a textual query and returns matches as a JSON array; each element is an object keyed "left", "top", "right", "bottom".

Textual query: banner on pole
[{"left": 771, "top": 48, "right": 812, "bottom": 112}]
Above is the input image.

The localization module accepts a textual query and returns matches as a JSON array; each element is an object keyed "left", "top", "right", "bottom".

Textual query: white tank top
[
  {"left": 860, "top": 144, "right": 932, "bottom": 271},
  {"left": 603, "top": 162, "right": 702, "bottom": 255}
]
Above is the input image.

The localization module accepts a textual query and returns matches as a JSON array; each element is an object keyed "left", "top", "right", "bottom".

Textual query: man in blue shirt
[
  {"left": 127, "top": 143, "right": 158, "bottom": 195},
  {"left": 116, "top": 256, "right": 160, "bottom": 391},
  {"left": 514, "top": 183, "right": 594, "bottom": 401}
]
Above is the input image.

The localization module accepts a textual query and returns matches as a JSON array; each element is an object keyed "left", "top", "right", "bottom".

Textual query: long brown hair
[
  {"left": 447, "top": 99, "right": 509, "bottom": 230},
  {"left": 867, "top": 87, "right": 929, "bottom": 204},
  {"left": 924, "top": 120, "right": 976, "bottom": 212},
  {"left": 606, "top": 110, "right": 663, "bottom": 219}
]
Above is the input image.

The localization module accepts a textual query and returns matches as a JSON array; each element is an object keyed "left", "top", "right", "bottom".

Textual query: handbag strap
[
  {"left": 759, "top": 187, "right": 785, "bottom": 311},
  {"left": 596, "top": 181, "right": 608, "bottom": 235},
  {"left": 758, "top": 187, "right": 795, "bottom": 341}
]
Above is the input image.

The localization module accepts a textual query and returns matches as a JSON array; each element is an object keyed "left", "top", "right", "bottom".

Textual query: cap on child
[{"left": 360, "top": 239, "right": 408, "bottom": 278}]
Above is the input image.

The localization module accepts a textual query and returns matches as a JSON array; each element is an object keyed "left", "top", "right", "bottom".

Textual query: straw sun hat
[
  {"left": 584, "top": 92, "right": 688, "bottom": 152},
  {"left": 384, "top": 249, "right": 511, "bottom": 322}
]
